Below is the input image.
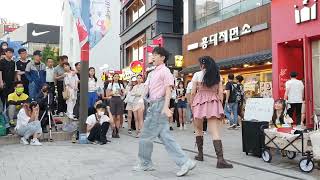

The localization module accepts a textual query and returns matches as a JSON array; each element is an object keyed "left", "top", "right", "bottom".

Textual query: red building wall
[{"left": 272, "top": 0, "right": 320, "bottom": 127}]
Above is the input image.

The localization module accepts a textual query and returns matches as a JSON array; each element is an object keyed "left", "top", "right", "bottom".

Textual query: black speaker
[{"left": 242, "top": 120, "right": 269, "bottom": 157}]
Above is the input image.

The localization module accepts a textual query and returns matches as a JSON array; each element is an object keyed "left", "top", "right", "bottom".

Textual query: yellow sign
[{"left": 175, "top": 55, "right": 184, "bottom": 67}]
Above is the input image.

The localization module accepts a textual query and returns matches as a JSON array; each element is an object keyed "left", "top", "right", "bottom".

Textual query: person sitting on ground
[
  {"left": 15, "top": 101, "right": 42, "bottom": 146},
  {"left": 36, "top": 84, "right": 54, "bottom": 133},
  {"left": 86, "top": 103, "right": 114, "bottom": 145},
  {"left": 271, "top": 99, "right": 286, "bottom": 128},
  {"left": 7, "top": 81, "right": 29, "bottom": 127}
]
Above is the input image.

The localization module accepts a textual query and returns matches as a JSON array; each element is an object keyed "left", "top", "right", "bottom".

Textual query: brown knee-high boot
[
  {"left": 195, "top": 136, "right": 204, "bottom": 161},
  {"left": 213, "top": 140, "right": 233, "bottom": 168}
]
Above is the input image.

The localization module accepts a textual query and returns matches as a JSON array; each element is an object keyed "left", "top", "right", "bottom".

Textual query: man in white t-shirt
[
  {"left": 86, "top": 103, "right": 114, "bottom": 145},
  {"left": 284, "top": 72, "right": 304, "bottom": 125}
]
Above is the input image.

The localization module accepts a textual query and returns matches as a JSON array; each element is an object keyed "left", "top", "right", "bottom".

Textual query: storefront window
[
  {"left": 193, "top": 0, "right": 270, "bottom": 30},
  {"left": 126, "top": 0, "right": 146, "bottom": 27},
  {"left": 221, "top": 69, "right": 272, "bottom": 99}
]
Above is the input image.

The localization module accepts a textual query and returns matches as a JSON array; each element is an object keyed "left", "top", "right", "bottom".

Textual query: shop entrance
[
  {"left": 312, "top": 40, "right": 320, "bottom": 116},
  {"left": 277, "top": 40, "right": 304, "bottom": 98}
]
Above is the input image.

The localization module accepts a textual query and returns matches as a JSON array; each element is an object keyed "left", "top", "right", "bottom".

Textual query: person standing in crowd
[
  {"left": 107, "top": 73, "right": 124, "bottom": 138},
  {"left": 25, "top": 50, "right": 46, "bottom": 100},
  {"left": 224, "top": 73, "right": 238, "bottom": 130},
  {"left": 0, "top": 41, "right": 8, "bottom": 59},
  {"left": 16, "top": 48, "right": 30, "bottom": 94},
  {"left": 191, "top": 56, "right": 233, "bottom": 169},
  {"left": 124, "top": 77, "right": 137, "bottom": 135},
  {"left": 285, "top": 71, "right": 304, "bottom": 125},
  {"left": 36, "top": 84, "right": 53, "bottom": 133},
  {"left": 0, "top": 48, "right": 18, "bottom": 110},
  {"left": 73, "top": 62, "right": 81, "bottom": 119},
  {"left": 7, "top": 81, "right": 29, "bottom": 128},
  {"left": 88, "top": 67, "right": 99, "bottom": 112},
  {"left": 130, "top": 74, "right": 145, "bottom": 138},
  {"left": 134, "top": 47, "right": 196, "bottom": 177},
  {"left": 54, "top": 56, "right": 68, "bottom": 116},
  {"left": 186, "top": 80, "right": 193, "bottom": 123},
  {"left": 235, "top": 75, "right": 244, "bottom": 128},
  {"left": 45, "top": 58, "right": 55, "bottom": 95},
  {"left": 86, "top": 103, "right": 114, "bottom": 145},
  {"left": 169, "top": 87, "right": 176, "bottom": 131},
  {"left": 176, "top": 81, "right": 187, "bottom": 130},
  {"left": 15, "top": 101, "right": 42, "bottom": 146},
  {"left": 63, "top": 63, "right": 79, "bottom": 119}
]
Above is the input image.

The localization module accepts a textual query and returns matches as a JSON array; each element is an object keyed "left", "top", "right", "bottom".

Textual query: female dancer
[
  {"left": 107, "top": 73, "right": 124, "bottom": 138},
  {"left": 130, "top": 74, "right": 145, "bottom": 138},
  {"left": 191, "top": 56, "right": 233, "bottom": 168}
]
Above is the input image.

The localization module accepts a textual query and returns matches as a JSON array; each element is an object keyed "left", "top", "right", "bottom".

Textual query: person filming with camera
[
  {"left": 15, "top": 101, "right": 43, "bottom": 146},
  {"left": 36, "top": 84, "right": 54, "bottom": 133}
]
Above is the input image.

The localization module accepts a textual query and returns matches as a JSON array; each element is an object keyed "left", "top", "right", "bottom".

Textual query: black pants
[
  {"left": 88, "top": 122, "right": 109, "bottom": 143},
  {"left": 73, "top": 92, "right": 80, "bottom": 118},
  {"left": 288, "top": 103, "right": 302, "bottom": 125},
  {"left": 203, "top": 118, "right": 208, "bottom": 131},
  {"left": 39, "top": 110, "right": 49, "bottom": 129},
  {"left": 56, "top": 81, "right": 66, "bottom": 113}
]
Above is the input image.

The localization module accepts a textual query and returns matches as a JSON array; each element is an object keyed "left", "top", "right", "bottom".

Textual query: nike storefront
[
  {"left": 0, "top": 23, "right": 60, "bottom": 54},
  {"left": 271, "top": 0, "right": 320, "bottom": 128}
]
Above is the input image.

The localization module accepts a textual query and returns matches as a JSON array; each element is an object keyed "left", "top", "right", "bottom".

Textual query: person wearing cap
[
  {"left": 0, "top": 48, "right": 19, "bottom": 112},
  {"left": 15, "top": 101, "right": 42, "bottom": 146},
  {"left": 86, "top": 103, "right": 114, "bottom": 145},
  {"left": 25, "top": 50, "right": 46, "bottom": 100}
]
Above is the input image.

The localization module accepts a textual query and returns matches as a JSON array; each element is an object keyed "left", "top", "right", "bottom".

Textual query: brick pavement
[{"left": 0, "top": 124, "right": 318, "bottom": 180}]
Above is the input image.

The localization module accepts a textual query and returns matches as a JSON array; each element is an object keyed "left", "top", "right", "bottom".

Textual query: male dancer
[{"left": 133, "top": 47, "right": 196, "bottom": 177}]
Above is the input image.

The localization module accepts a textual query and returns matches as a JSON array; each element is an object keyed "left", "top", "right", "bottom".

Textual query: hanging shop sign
[
  {"left": 175, "top": 55, "right": 184, "bottom": 68},
  {"left": 187, "top": 22, "right": 268, "bottom": 51},
  {"left": 130, "top": 60, "right": 143, "bottom": 74},
  {"left": 294, "top": 0, "right": 318, "bottom": 24}
]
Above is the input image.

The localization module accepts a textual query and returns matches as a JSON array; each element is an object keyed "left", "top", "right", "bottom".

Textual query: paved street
[{"left": 0, "top": 124, "right": 319, "bottom": 180}]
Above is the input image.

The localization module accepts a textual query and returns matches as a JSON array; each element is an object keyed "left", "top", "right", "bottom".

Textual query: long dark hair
[
  {"left": 177, "top": 81, "right": 185, "bottom": 89},
  {"left": 88, "top": 67, "right": 97, "bottom": 82},
  {"left": 272, "top": 99, "right": 286, "bottom": 127},
  {"left": 199, "top": 56, "right": 220, "bottom": 87}
]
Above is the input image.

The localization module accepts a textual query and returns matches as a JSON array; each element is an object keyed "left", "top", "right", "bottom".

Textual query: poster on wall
[{"left": 260, "top": 82, "right": 273, "bottom": 98}]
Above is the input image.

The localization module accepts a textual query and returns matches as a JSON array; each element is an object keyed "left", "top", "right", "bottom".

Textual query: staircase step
[{"left": 0, "top": 131, "right": 75, "bottom": 145}]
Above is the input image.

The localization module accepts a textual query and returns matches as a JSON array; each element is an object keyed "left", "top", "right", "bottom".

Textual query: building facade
[
  {"left": 60, "top": 0, "right": 121, "bottom": 81},
  {"left": 271, "top": 0, "right": 320, "bottom": 128},
  {"left": 182, "top": 0, "right": 271, "bottom": 98},
  {"left": 119, "top": 0, "right": 183, "bottom": 71}
]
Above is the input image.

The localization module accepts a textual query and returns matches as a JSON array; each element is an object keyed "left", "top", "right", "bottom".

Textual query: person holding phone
[{"left": 15, "top": 101, "right": 43, "bottom": 146}]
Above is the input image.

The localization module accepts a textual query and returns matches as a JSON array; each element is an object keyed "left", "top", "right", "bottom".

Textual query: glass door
[{"left": 312, "top": 40, "right": 320, "bottom": 115}]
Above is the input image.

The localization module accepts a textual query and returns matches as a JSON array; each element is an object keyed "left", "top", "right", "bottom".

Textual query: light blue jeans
[
  {"left": 17, "top": 121, "right": 42, "bottom": 139},
  {"left": 138, "top": 99, "right": 188, "bottom": 167},
  {"left": 224, "top": 102, "right": 238, "bottom": 126}
]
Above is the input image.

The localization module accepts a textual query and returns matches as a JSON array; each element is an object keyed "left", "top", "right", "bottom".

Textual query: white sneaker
[
  {"left": 133, "top": 163, "right": 155, "bottom": 172},
  {"left": 176, "top": 159, "right": 196, "bottom": 177},
  {"left": 30, "top": 139, "right": 42, "bottom": 146},
  {"left": 20, "top": 137, "right": 29, "bottom": 145},
  {"left": 180, "top": 126, "right": 183, "bottom": 130}
]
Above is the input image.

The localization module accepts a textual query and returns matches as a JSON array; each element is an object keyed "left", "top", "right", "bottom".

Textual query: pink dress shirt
[{"left": 146, "top": 63, "right": 174, "bottom": 101}]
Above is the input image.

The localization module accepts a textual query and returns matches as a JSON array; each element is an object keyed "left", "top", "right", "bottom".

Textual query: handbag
[{"left": 63, "top": 88, "right": 70, "bottom": 100}]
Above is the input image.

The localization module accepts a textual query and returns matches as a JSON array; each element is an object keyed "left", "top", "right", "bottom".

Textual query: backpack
[
  {"left": 0, "top": 114, "right": 6, "bottom": 136},
  {"left": 229, "top": 83, "right": 243, "bottom": 103}
]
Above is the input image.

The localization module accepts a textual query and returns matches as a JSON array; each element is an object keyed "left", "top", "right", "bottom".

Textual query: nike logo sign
[{"left": 32, "top": 30, "right": 50, "bottom": 37}]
